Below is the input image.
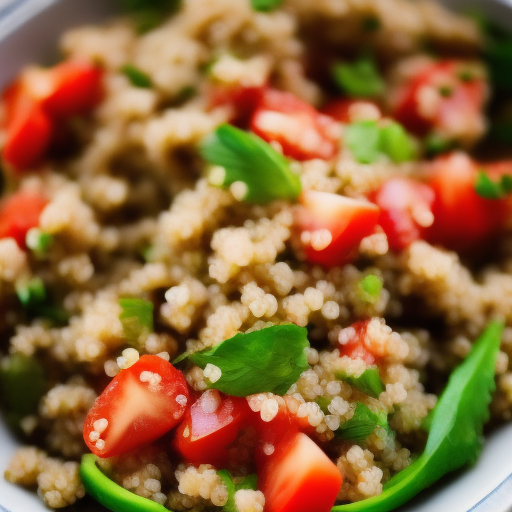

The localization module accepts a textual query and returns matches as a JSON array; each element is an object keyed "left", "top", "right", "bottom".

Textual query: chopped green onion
[
  {"left": 119, "top": 298, "right": 154, "bottom": 341},
  {"left": 251, "top": 0, "right": 283, "bottom": 12},
  {"left": 474, "top": 171, "right": 512, "bottom": 199},
  {"left": 200, "top": 124, "right": 302, "bottom": 204},
  {"left": 217, "top": 470, "right": 258, "bottom": 512},
  {"left": 332, "top": 56, "right": 385, "bottom": 98},
  {"left": 345, "top": 121, "right": 382, "bottom": 164},
  {"left": 333, "top": 322, "right": 503, "bottom": 512},
  {"left": 121, "top": 64, "right": 152, "bottom": 88},
  {"left": 80, "top": 454, "right": 168, "bottom": 512},
  {"left": 379, "top": 122, "right": 417, "bottom": 163},
  {"left": 336, "top": 367, "right": 385, "bottom": 398},
  {"left": 187, "top": 324, "right": 310, "bottom": 397},
  {"left": 16, "top": 277, "right": 46, "bottom": 308},
  {"left": 335, "top": 403, "right": 386, "bottom": 442},
  {"left": 25, "top": 228, "right": 53, "bottom": 259},
  {"left": 358, "top": 274, "right": 383, "bottom": 304}
]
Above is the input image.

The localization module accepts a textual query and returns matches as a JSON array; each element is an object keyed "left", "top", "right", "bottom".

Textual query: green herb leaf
[
  {"left": 336, "top": 367, "right": 384, "bottom": 398},
  {"left": 0, "top": 354, "right": 45, "bottom": 418},
  {"left": 217, "top": 470, "right": 258, "bottom": 512},
  {"left": 358, "top": 274, "right": 383, "bottom": 304},
  {"left": 25, "top": 228, "right": 53, "bottom": 258},
  {"left": 333, "top": 321, "right": 503, "bottom": 512},
  {"left": 119, "top": 298, "right": 154, "bottom": 341},
  {"left": 332, "top": 56, "right": 385, "bottom": 98},
  {"left": 121, "top": 64, "right": 152, "bottom": 88},
  {"left": 379, "top": 122, "right": 417, "bottom": 163},
  {"left": 119, "top": 0, "right": 181, "bottom": 33},
  {"left": 424, "top": 132, "right": 457, "bottom": 156},
  {"left": 315, "top": 396, "right": 332, "bottom": 415},
  {"left": 251, "top": 0, "right": 282, "bottom": 12},
  {"left": 200, "top": 124, "right": 302, "bottom": 204},
  {"left": 335, "top": 403, "right": 385, "bottom": 442},
  {"left": 475, "top": 171, "right": 512, "bottom": 199},
  {"left": 16, "top": 278, "right": 46, "bottom": 308},
  {"left": 81, "top": 454, "right": 168, "bottom": 512},
  {"left": 188, "top": 324, "right": 310, "bottom": 397},
  {"left": 345, "top": 121, "right": 382, "bottom": 164}
]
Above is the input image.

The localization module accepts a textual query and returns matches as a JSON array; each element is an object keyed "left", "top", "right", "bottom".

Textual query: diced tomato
[
  {"left": 83, "top": 355, "right": 189, "bottom": 458},
  {"left": 338, "top": 320, "right": 380, "bottom": 365},
  {"left": 390, "top": 60, "right": 487, "bottom": 141},
  {"left": 1, "top": 83, "right": 53, "bottom": 171},
  {"left": 173, "top": 390, "right": 251, "bottom": 467},
  {"left": 258, "top": 432, "right": 342, "bottom": 512},
  {"left": 208, "top": 85, "right": 265, "bottom": 127},
  {"left": 296, "top": 190, "right": 380, "bottom": 268},
  {"left": 0, "top": 191, "right": 48, "bottom": 248},
  {"left": 23, "top": 60, "right": 103, "bottom": 118},
  {"left": 321, "top": 98, "right": 381, "bottom": 124},
  {"left": 370, "top": 178, "right": 435, "bottom": 251},
  {"left": 251, "top": 89, "right": 339, "bottom": 161},
  {"left": 425, "top": 152, "right": 507, "bottom": 251}
]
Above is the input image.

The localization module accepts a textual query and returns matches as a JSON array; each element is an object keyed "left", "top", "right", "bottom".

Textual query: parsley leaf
[
  {"left": 345, "top": 121, "right": 416, "bottom": 164},
  {"left": 474, "top": 171, "right": 512, "bottom": 199},
  {"left": 424, "top": 132, "right": 457, "bottom": 156},
  {"left": 119, "top": 298, "right": 154, "bottom": 341},
  {"left": 333, "top": 321, "right": 503, "bottom": 512},
  {"left": 336, "top": 367, "right": 384, "bottom": 398},
  {"left": 188, "top": 324, "right": 310, "bottom": 397},
  {"left": 332, "top": 56, "right": 385, "bottom": 98},
  {"left": 358, "top": 274, "right": 383, "bottom": 304},
  {"left": 121, "top": 64, "right": 152, "bottom": 88},
  {"left": 16, "top": 278, "right": 46, "bottom": 308},
  {"left": 200, "top": 124, "right": 302, "bottom": 204},
  {"left": 336, "top": 403, "right": 386, "bottom": 442},
  {"left": 25, "top": 228, "right": 53, "bottom": 259},
  {"left": 217, "top": 470, "right": 258, "bottom": 512},
  {"left": 251, "top": 0, "right": 283, "bottom": 12},
  {"left": 119, "top": 0, "right": 181, "bottom": 33}
]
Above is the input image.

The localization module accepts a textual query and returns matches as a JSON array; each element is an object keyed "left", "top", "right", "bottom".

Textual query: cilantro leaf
[
  {"left": 121, "top": 64, "right": 152, "bottom": 88},
  {"left": 188, "top": 324, "right": 310, "bottom": 397},
  {"left": 16, "top": 278, "right": 46, "bottom": 308},
  {"left": 358, "top": 274, "right": 383, "bottom": 304},
  {"left": 200, "top": 124, "right": 302, "bottom": 204},
  {"left": 332, "top": 321, "right": 503, "bottom": 512},
  {"left": 217, "top": 471, "right": 258, "bottom": 512},
  {"left": 345, "top": 121, "right": 381, "bottom": 164},
  {"left": 119, "top": 298, "right": 154, "bottom": 341},
  {"left": 336, "top": 367, "right": 384, "bottom": 398},
  {"left": 336, "top": 403, "right": 386, "bottom": 442},
  {"left": 251, "top": 0, "right": 282, "bottom": 12},
  {"left": 332, "top": 56, "right": 385, "bottom": 98},
  {"left": 25, "top": 228, "right": 53, "bottom": 259},
  {"left": 345, "top": 121, "right": 416, "bottom": 164},
  {"left": 474, "top": 171, "right": 512, "bottom": 199}
]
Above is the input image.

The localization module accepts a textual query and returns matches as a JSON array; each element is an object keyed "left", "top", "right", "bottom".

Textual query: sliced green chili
[{"left": 80, "top": 454, "right": 170, "bottom": 512}]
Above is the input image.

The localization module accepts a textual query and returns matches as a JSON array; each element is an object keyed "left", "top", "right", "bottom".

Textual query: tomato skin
[
  {"left": 296, "top": 190, "right": 380, "bottom": 268},
  {"left": 425, "top": 152, "right": 506, "bottom": 251},
  {"left": 251, "top": 89, "right": 339, "bottom": 161},
  {"left": 2, "top": 83, "right": 53, "bottom": 172},
  {"left": 209, "top": 85, "right": 265, "bottom": 128},
  {"left": 83, "top": 355, "right": 189, "bottom": 459},
  {"left": 173, "top": 390, "right": 251, "bottom": 467},
  {"left": 258, "top": 432, "right": 342, "bottom": 512},
  {"left": 0, "top": 191, "right": 48, "bottom": 248},
  {"left": 391, "top": 60, "right": 487, "bottom": 139},
  {"left": 338, "top": 319, "right": 381, "bottom": 365},
  {"left": 321, "top": 98, "right": 381, "bottom": 123},
  {"left": 370, "top": 178, "right": 435, "bottom": 251}
]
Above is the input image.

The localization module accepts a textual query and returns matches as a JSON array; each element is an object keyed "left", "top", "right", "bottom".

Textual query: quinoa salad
[{"left": 2, "top": 0, "right": 512, "bottom": 511}]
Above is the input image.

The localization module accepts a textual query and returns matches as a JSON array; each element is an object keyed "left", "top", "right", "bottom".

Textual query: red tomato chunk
[
  {"left": 339, "top": 319, "right": 381, "bottom": 366},
  {"left": 258, "top": 432, "right": 342, "bottom": 512},
  {"left": 83, "top": 355, "right": 189, "bottom": 458},
  {"left": 296, "top": 190, "right": 380, "bottom": 268},
  {"left": 370, "top": 177, "right": 435, "bottom": 252},
  {"left": 251, "top": 89, "right": 340, "bottom": 161},
  {"left": 0, "top": 191, "right": 48, "bottom": 249}
]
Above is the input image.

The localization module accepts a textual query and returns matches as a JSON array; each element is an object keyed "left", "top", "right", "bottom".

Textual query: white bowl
[{"left": 2, "top": 1, "right": 512, "bottom": 511}]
